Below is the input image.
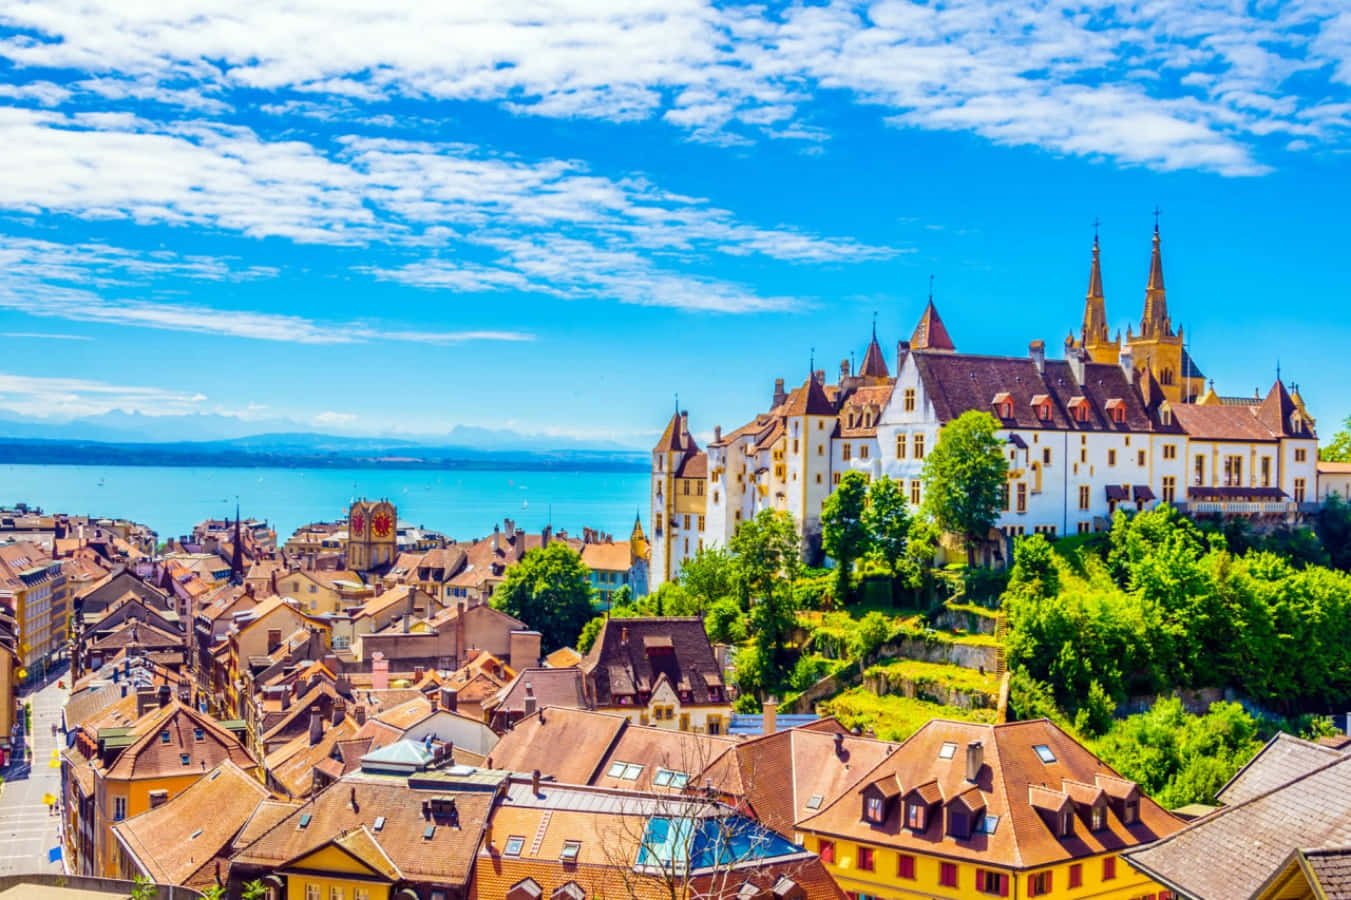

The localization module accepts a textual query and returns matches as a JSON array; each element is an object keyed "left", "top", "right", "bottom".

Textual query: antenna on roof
[
  {"left": 674, "top": 393, "right": 679, "bottom": 416},
  {"left": 1093, "top": 216, "right": 1100, "bottom": 243},
  {"left": 928, "top": 274, "right": 934, "bottom": 303},
  {"left": 1153, "top": 204, "right": 1161, "bottom": 232},
  {"left": 1276, "top": 359, "right": 1282, "bottom": 383},
  {"left": 809, "top": 347, "right": 815, "bottom": 376}
]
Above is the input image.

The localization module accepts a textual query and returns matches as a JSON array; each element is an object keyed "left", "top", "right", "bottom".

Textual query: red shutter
[
  {"left": 1045, "top": 872, "right": 1052, "bottom": 893},
  {"left": 1000, "top": 873, "right": 1009, "bottom": 897}
]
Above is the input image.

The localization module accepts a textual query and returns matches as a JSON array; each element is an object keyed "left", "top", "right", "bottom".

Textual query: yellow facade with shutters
[
  {"left": 284, "top": 843, "right": 392, "bottom": 900},
  {"left": 799, "top": 832, "right": 1171, "bottom": 900}
]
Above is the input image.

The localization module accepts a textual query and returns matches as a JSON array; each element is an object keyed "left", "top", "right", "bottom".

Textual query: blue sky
[{"left": 0, "top": 0, "right": 1348, "bottom": 448}]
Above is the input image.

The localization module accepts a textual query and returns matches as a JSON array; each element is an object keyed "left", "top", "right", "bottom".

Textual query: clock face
[
  {"left": 350, "top": 513, "right": 365, "bottom": 536},
  {"left": 372, "top": 512, "right": 393, "bottom": 538}
]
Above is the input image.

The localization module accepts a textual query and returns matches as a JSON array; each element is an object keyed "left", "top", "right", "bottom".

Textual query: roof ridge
[{"left": 990, "top": 722, "right": 1025, "bottom": 869}]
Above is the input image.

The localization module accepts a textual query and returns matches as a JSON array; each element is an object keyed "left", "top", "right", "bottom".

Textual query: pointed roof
[
  {"left": 1140, "top": 225, "right": 1172, "bottom": 338},
  {"left": 782, "top": 374, "right": 835, "bottom": 417},
  {"left": 653, "top": 409, "right": 698, "bottom": 454},
  {"left": 1257, "top": 379, "right": 1312, "bottom": 437},
  {"left": 1083, "top": 236, "right": 1110, "bottom": 346},
  {"left": 910, "top": 300, "right": 955, "bottom": 351},
  {"left": 230, "top": 507, "right": 244, "bottom": 584},
  {"left": 858, "top": 326, "right": 890, "bottom": 379}
]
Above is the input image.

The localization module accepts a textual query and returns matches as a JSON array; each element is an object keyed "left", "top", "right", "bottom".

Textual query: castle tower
[
  {"left": 857, "top": 318, "right": 890, "bottom": 383},
  {"left": 650, "top": 406, "right": 703, "bottom": 587},
  {"left": 1124, "top": 220, "right": 1203, "bottom": 403},
  {"left": 910, "top": 299, "right": 955, "bottom": 352},
  {"left": 1079, "top": 232, "right": 1120, "bottom": 364},
  {"left": 348, "top": 498, "right": 397, "bottom": 572}
]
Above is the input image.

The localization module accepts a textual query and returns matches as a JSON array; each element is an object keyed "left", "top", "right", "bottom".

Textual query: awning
[
  {"left": 1132, "top": 485, "right": 1156, "bottom": 502},
  {"left": 1105, "top": 485, "right": 1129, "bottom": 501}
]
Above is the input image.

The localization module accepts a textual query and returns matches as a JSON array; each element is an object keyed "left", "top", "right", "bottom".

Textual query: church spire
[
  {"left": 1141, "top": 210, "right": 1172, "bottom": 339},
  {"left": 229, "top": 501, "right": 244, "bottom": 585},
  {"left": 1082, "top": 226, "right": 1109, "bottom": 346},
  {"left": 858, "top": 311, "right": 889, "bottom": 379}
]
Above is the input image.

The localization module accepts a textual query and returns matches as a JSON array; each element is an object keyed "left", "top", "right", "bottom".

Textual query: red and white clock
[
  {"left": 371, "top": 512, "right": 393, "bottom": 538},
  {"left": 350, "top": 512, "right": 365, "bottom": 536}
]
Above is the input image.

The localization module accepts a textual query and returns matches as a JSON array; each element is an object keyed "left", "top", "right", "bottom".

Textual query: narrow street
[{"left": 0, "top": 669, "right": 68, "bottom": 875}]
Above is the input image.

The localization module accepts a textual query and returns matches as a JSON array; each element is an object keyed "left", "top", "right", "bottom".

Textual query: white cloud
[
  {"left": 1, "top": 0, "right": 1346, "bottom": 172},
  {"left": 0, "top": 332, "right": 94, "bottom": 341},
  {"left": 0, "top": 370, "right": 208, "bottom": 418},
  {"left": 312, "top": 411, "right": 357, "bottom": 427}
]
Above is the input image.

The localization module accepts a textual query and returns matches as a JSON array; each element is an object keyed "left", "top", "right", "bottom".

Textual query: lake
[{"left": 0, "top": 463, "right": 651, "bottom": 544}]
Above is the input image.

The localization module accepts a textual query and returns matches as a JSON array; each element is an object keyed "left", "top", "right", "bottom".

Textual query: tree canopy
[
  {"left": 821, "top": 470, "right": 871, "bottom": 603},
  {"left": 730, "top": 509, "right": 801, "bottom": 691},
  {"left": 1324, "top": 415, "right": 1351, "bottom": 463},
  {"left": 491, "top": 541, "right": 594, "bottom": 652},
  {"left": 863, "top": 475, "right": 911, "bottom": 579},
  {"left": 920, "top": 410, "right": 1009, "bottom": 564}
]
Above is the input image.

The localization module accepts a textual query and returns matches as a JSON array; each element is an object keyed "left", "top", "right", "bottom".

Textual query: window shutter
[
  {"left": 1045, "top": 872, "right": 1052, "bottom": 893},
  {"left": 1000, "top": 873, "right": 1009, "bottom": 897}
]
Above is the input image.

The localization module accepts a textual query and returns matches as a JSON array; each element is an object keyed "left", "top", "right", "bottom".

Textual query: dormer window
[
  {"left": 1105, "top": 398, "right": 1126, "bottom": 424},
  {"left": 1091, "top": 805, "right": 1105, "bottom": 831},
  {"left": 1123, "top": 798, "right": 1139, "bottom": 825},
  {"left": 1059, "top": 808, "right": 1074, "bottom": 839},
  {"left": 1031, "top": 394, "right": 1051, "bottom": 421},
  {"left": 865, "top": 796, "right": 885, "bottom": 823},
  {"left": 1159, "top": 401, "right": 1173, "bottom": 426},
  {"left": 906, "top": 803, "right": 926, "bottom": 831},
  {"left": 947, "top": 809, "right": 969, "bottom": 839},
  {"left": 992, "top": 392, "right": 1013, "bottom": 420},
  {"left": 1068, "top": 396, "right": 1090, "bottom": 423}
]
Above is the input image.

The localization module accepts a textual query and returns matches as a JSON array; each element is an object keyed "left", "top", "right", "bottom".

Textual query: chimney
[
  {"left": 429, "top": 690, "right": 439, "bottom": 712},
  {"left": 441, "top": 686, "right": 458, "bottom": 714},
  {"left": 833, "top": 731, "right": 845, "bottom": 757},
  {"left": 966, "top": 740, "right": 984, "bottom": 782},
  {"left": 1119, "top": 343, "right": 1135, "bottom": 378},
  {"left": 371, "top": 652, "right": 388, "bottom": 691},
  {"left": 531, "top": 769, "right": 542, "bottom": 797},
  {"left": 354, "top": 704, "right": 367, "bottom": 726},
  {"left": 323, "top": 654, "right": 338, "bottom": 675},
  {"left": 762, "top": 698, "right": 777, "bottom": 736},
  {"left": 772, "top": 378, "right": 786, "bottom": 407},
  {"left": 156, "top": 684, "right": 171, "bottom": 708},
  {"left": 679, "top": 411, "right": 689, "bottom": 442},
  {"left": 523, "top": 682, "right": 537, "bottom": 717},
  {"left": 332, "top": 698, "right": 346, "bottom": 727},
  {"left": 815, "top": 369, "right": 826, "bottom": 385},
  {"left": 1067, "top": 344, "right": 1086, "bottom": 386},
  {"left": 413, "top": 665, "right": 425, "bottom": 682},
  {"left": 1029, "top": 340, "right": 1046, "bottom": 375},
  {"left": 135, "top": 687, "right": 156, "bottom": 717},
  {"left": 308, "top": 705, "right": 323, "bottom": 745},
  {"left": 542, "top": 524, "right": 551, "bottom": 546},
  {"left": 281, "top": 687, "right": 291, "bottom": 711},
  {"left": 510, "top": 630, "right": 542, "bottom": 672},
  {"left": 713, "top": 425, "right": 722, "bottom": 443},
  {"left": 621, "top": 627, "right": 629, "bottom": 648}
]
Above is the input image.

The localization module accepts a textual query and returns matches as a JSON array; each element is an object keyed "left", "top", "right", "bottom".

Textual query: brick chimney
[
  {"left": 156, "top": 684, "right": 171, "bottom": 708},
  {"left": 354, "top": 704, "right": 367, "bottom": 726},
  {"left": 523, "top": 682, "right": 537, "bottom": 717},
  {"left": 441, "top": 686, "right": 458, "bottom": 714},
  {"left": 136, "top": 687, "right": 157, "bottom": 718},
  {"left": 308, "top": 705, "right": 324, "bottom": 745},
  {"left": 762, "top": 697, "right": 777, "bottom": 736},
  {"left": 1029, "top": 340, "right": 1046, "bottom": 375},
  {"left": 331, "top": 698, "right": 346, "bottom": 727},
  {"left": 966, "top": 740, "right": 984, "bottom": 782}
]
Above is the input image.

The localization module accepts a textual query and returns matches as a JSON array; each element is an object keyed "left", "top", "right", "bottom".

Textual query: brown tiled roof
[
  {"left": 1170, "top": 402, "right": 1278, "bottom": 441},
  {"left": 580, "top": 618, "right": 724, "bottom": 707},
  {"left": 266, "top": 718, "right": 360, "bottom": 798},
  {"left": 106, "top": 702, "right": 256, "bottom": 781},
  {"left": 234, "top": 799, "right": 301, "bottom": 849},
  {"left": 782, "top": 375, "right": 835, "bottom": 417},
  {"left": 1257, "top": 379, "right": 1314, "bottom": 438},
  {"left": 673, "top": 452, "right": 707, "bottom": 479},
  {"left": 488, "top": 668, "right": 589, "bottom": 717},
  {"left": 798, "top": 718, "right": 1180, "bottom": 870},
  {"left": 708, "top": 728, "right": 898, "bottom": 838},
  {"left": 579, "top": 542, "right": 632, "bottom": 573},
  {"left": 591, "top": 725, "right": 737, "bottom": 793},
  {"left": 113, "top": 759, "right": 268, "bottom": 886},
  {"left": 858, "top": 335, "right": 890, "bottom": 378},
  {"left": 1216, "top": 732, "right": 1347, "bottom": 806},
  {"left": 1126, "top": 753, "right": 1351, "bottom": 900},
  {"left": 487, "top": 707, "right": 627, "bottom": 784},
  {"left": 654, "top": 410, "right": 698, "bottom": 453},
  {"left": 231, "top": 775, "right": 494, "bottom": 887},
  {"left": 1302, "top": 847, "right": 1351, "bottom": 897},
  {"left": 911, "top": 299, "right": 955, "bottom": 351}
]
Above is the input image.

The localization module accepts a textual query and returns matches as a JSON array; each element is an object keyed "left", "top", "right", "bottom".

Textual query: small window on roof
[
  {"left": 1033, "top": 744, "right": 1057, "bottom": 763},
  {"left": 504, "top": 835, "right": 525, "bottom": 856},
  {"left": 977, "top": 815, "right": 999, "bottom": 834},
  {"left": 180, "top": 754, "right": 190, "bottom": 766},
  {"left": 606, "top": 761, "right": 627, "bottom": 778},
  {"left": 621, "top": 763, "right": 643, "bottom": 780},
  {"left": 806, "top": 794, "right": 823, "bottom": 810},
  {"left": 653, "top": 770, "right": 674, "bottom": 787},
  {"left": 671, "top": 773, "right": 689, "bottom": 788},
  {"left": 159, "top": 731, "right": 170, "bottom": 744},
  {"left": 298, "top": 814, "right": 312, "bottom": 829},
  {"left": 373, "top": 816, "right": 386, "bottom": 832},
  {"left": 938, "top": 742, "right": 958, "bottom": 760},
  {"left": 560, "top": 840, "right": 582, "bottom": 862},
  {"left": 424, "top": 824, "right": 436, "bottom": 840},
  {"left": 193, "top": 727, "right": 204, "bottom": 742},
  {"left": 190, "top": 829, "right": 203, "bottom": 840}
]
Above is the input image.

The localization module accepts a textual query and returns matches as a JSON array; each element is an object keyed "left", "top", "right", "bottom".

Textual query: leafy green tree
[
  {"left": 1323, "top": 415, "right": 1351, "bottom": 463},
  {"left": 849, "top": 610, "right": 893, "bottom": 670},
  {"left": 920, "top": 411, "right": 1009, "bottom": 565},
  {"left": 677, "top": 546, "right": 737, "bottom": 611},
  {"left": 1008, "top": 533, "right": 1058, "bottom": 598},
  {"left": 646, "top": 581, "right": 699, "bottom": 616},
  {"left": 130, "top": 876, "right": 156, "bottom": 900},
  {"left": 241, "top": 880, "right": 269, "bottom": 900},
  {"left": 821, "top": 471, "right": 871, "bottom": 604},
  {"left": 730, "top": 510, "right": 801, "bottom": 691},
  {"left": 705, "top": 595, "right": 748, "bottom": 645},
  {"left": 1317, "top": 493, "right": 1351, "bottom": 571},
  {"left": 1072, "top": 679, "right": 1116, "bottom": 737},
  {"left": 864, "top": 475, "right": 911, "bottom": 583},
  {"left": 492, "top": 542, "right": 595, "bottom": 652}
]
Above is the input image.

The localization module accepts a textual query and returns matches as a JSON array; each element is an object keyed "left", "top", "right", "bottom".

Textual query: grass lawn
[
  {"left": 820, "top": 688, "right": 998, "bottom": 742},
  {"left": 864, "top": 658, "right": 1000, "bottom": 696}
]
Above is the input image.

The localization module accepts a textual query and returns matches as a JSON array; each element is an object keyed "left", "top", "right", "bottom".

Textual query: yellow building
[
  {"left": 65, "top": 690, "right": 256, "bottom": 877},
  {"left": 0, "top": 542, "right": 67, "bottom": 674},
  {"left": 797, "top": 718, "right": 1182, "bottom": 900},
  {"left": 650, "top": 409, "right": 708, "bottom": 586}
]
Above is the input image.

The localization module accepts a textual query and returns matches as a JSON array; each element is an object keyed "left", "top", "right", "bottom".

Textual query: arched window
[{"left": 1160, "top": 368, "right": 1174, "bottom": 386}]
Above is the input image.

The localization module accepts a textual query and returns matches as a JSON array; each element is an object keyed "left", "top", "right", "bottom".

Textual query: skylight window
[
  {"left": 938, "top": 742, "right": 958, "bottom": 760},
  {"left": 180, "top": 754, "right": 190, "bottom": 766},
  {"left": 298, "top": 814, "right": 312, "bottom": 829},
  {"left": 621, "top": 763, "right": 643, "bottom": 780},
  {"left": 560, "top": 840, "right": 582, "bottom": 862},
  {"left": 423, "top": 825, "right": 436, "bottom": 840},
  {"left": 653, "top": 770, "right": 673, "bottom": 787},
  {"left": 806, "top": 795, "right": 823, "bottom": 810},
  {"left": 977, "top": 815, "right": 1000, "bottom": 834},
  {"left": 159, "top": 731, "right": 170, "bottom": 744},
  {"left": 373, "top": 816, "right": 385, "bottom": 832},
  {"left": 190, "top": 829, "right": 203, "bottom": 840},
  {"left": 504, "top": 836, "right": 525, "bottom": 856},
  {"left": 1033, "top": 744, "right": 1057, "bottom": 764},
  {"left": 606, "top": 761, "right": 627, "bottom": 778},
  {"left": 671, "top": 773, "right": 689, "bottom": 789}
]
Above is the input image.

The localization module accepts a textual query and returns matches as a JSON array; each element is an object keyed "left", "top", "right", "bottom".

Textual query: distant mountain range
[{"left": 0, "top": 411, "right": 647, "bottom": 453}]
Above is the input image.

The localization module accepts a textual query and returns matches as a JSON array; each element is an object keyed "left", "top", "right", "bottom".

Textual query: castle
[{"left": 651, "top": 225, "right": 1319, "bottom": 586}]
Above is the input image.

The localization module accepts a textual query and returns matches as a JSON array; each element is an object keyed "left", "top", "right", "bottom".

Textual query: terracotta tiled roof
[
  {"left": 673, "top": 452, "right": 708, "bottom": 479},
  {"left": 580, "top": 618, "right": 725, "bottom": 707},
  {"left": 1126, "top": 753, "right": 1351, "bottom": 900},
  {"left": 231, "top": 775, "right": 494, "bottom": 887},
  {"left": 1170, "top": 402, "right": 1279, "bottom": 442},
  {"left": 580, "top": 542, "right": 632, "bottom": 573},
  {"left": 911, "top": 299, "right": 955, "bottom": 351},
  {"left": 113, "top": 759, "right": 269, "bottom": 887},
  {"left": 782, "top": 375, "right": 835, "bottom": 417},
  {"left": 1216, "top": 732, "right": 1348, "bottom": 807},
  {"left": 591, "top": 725, "right": 737, "bottom": 794},
  {"left": 858, "top": 334, "right": 890, "bottom": 378},
  {"left": 797, "top": 718, "right": 1180, "bottom": 870},
  {"left": 1302, "top": 847, "right": 1351, "bottom": 896},
  {"left": 487, "top": 707, "right": 627, "bottom": 784},
  {"left": 1257, "top": 379, "right": 1316, "bottom": 438},
  {"left": 488, "top": 668, "right": 589, "bottom": 717},
  {"left": 105, "top": 702, "right": 257, "bottom": 781}
]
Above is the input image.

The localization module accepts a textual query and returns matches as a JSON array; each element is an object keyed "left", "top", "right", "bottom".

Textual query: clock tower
[{"left": 347, "top": 498, "right": 398, "bottom": 571}]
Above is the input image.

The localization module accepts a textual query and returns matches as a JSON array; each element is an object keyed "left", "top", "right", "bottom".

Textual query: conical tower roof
[
  {"left": 1141, "top": 224, "right": 1172, "bottom": 338},
  {"left": 783, "top": 373, "right": 835, "bottom": 417},
  {"left": 1083, "top": 235, "right": 1109, "bottom": 345},
  {"left": 910, "top": 300, "right": 955, "bottom": 352},
  {"left": 858, "top": 324, "right": 889, "bottom": 379}
]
